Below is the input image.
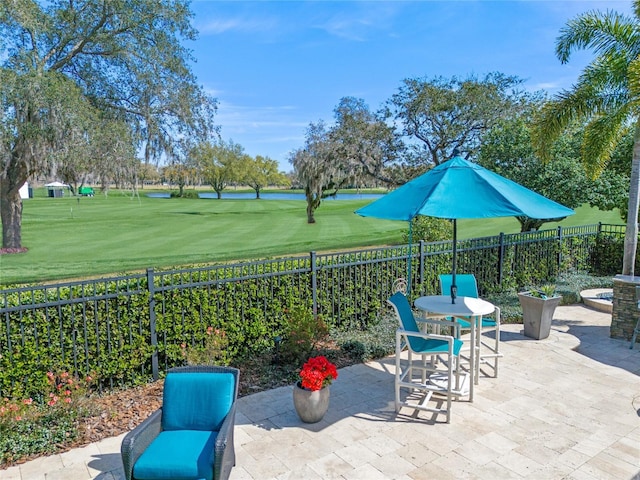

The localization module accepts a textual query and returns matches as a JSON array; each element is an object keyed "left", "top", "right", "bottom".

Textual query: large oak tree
[
  {"left": 388, "top": 73, "right": 523, "bottom": 167},
  {"left": 0, "top": 0, "right": 216, "bottom": 249}
]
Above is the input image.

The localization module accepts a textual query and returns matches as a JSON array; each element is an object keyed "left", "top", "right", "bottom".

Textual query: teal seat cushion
[
  {"left": 410, "top": 337, "right": 463, "bottom": 356},
  {"left": 456, "top": 317, "right": 497, "bottom": 329},
  {"left": 133, "top": 430, "right": 217, "bottom": 480},
  {"left": 162, "top": 372, "right": 234, "bottom": 431}
]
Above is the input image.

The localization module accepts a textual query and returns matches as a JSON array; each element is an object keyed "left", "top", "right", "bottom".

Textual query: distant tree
[
  {"left": 0, "top": 0, "right": 215, "bottom": 249},
  {"left": 388, "top": 73, "right": 523, "bottom": 167},
  {"left": 241, "top": 155, "right": 288, "bottom": 199},
  {"left": 196, "top": 140, "right": 245, "bottom": 198},
  {"left": 479, "top": 113, "right": 589, "bottom": 231},
  {"left": 330, "top": 97, "right": 403, "bottom": 186},
  {"left": 137, "top": 162, "right": 161, "bottom": 189},
  {"left": 532, "top": 1, "right": 640, "bottom": 275},
  {"left": 290, "top": 122, "right": 343, "bottom": 223},
  {"left": 163, "top": 163, "right": 197, "bottom": 196},
  {"left": 404, "top": 217, "right": 452, "bottom": 243}
]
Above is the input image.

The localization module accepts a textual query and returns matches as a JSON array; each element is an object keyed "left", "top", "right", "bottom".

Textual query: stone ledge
[{"left": 580, "top": 288, "right": 613, "bottom": 314}]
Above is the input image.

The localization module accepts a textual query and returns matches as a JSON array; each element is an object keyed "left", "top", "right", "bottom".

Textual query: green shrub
[
  {"left": 278, "top": 303, "right": 329, "bottom": 364},
  {"left": 182, "top": 327, "right": 230, "bottom": 366},
  {"left": 334, "top": 312, "right": 396, "bottom": 361},
  {"left": 340, "top": 340, "right": 367, "bottom": 361},
  {"left": 0, "top": 370, "right": 97, "bottom": 466},
  {"left": 169, "top": 190, "right": 199, "bottom": 199}
]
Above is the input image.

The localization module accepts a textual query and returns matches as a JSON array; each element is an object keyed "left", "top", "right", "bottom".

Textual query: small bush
[
  {"left": 182, "top": 327, "right": 230, "bottom": 366},
  {"left": 341, "top": 340, "right": 367, "bottom": 361},
  {"left": 279, "top": 304, "right": 329, "bottom": 364},
  {"left": 169, "top": 190, "right": 199, "bottom": 199},
  {"left": 334, "top": 312, "right": 396, "bottom": 361}
]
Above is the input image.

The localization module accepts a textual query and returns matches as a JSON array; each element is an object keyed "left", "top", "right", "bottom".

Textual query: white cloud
[{"left": 195, "top": 13, "right": 279, "bottom": 36}]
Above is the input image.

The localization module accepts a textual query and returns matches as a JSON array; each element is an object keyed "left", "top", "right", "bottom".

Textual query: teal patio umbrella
[{"left": 356, "top": 155, "right": 575, "bottom": 303}]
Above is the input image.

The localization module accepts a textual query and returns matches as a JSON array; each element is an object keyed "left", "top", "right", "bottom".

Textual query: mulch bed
[{"left": 0, "top": 247, "right": 28, "bottom": 255}]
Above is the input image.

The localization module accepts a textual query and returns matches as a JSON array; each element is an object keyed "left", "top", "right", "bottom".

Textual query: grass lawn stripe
[{"left": 0, "top": 193, "right": 622, "bottom": 284}]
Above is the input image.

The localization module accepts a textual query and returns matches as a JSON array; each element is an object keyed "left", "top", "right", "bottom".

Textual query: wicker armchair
[{"left": 120, "top": 365, "right": 239, "bottom": 480}]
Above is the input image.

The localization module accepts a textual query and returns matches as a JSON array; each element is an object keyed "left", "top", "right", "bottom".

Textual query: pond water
[
  {"left": 147, "top": 192, "right": 383, "bottom": 201},
  {"left": 596, "top": 292, "right": 614, "bottom": 302}
]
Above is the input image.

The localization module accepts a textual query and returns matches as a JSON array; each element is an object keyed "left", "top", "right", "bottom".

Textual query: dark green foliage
[
  {"left": 0, "top": 224, "right": 625, "bottom": 399},
  {"left": 170, "top": 190, "right": 199, "bottom": 199},
  {"left": 0, "top": 404, "right": 92, "bottom": 465},
  {"left": 334, "top": 313, "right": 396, "bottom": 362},
  {"left": 589, "top": 234, "right": 631, "bottom": 276},
  {"left": 556, "top": 271, "right": 614, "bottom": 302},
  {"left": 340, "top": 340, "right": 367, "bottom": 361}
]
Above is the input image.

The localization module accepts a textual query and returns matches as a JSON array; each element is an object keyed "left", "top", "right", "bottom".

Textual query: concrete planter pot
[
  {"left": 293, "top": 381, "right": 330, "bottom": 423},
  {"left": 518, "top": 292, "right": 562, "bottom": 340}
]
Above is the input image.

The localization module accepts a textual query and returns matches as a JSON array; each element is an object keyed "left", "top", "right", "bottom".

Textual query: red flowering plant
[{"left": 299, "top": 355, "right": 338, "bottom": 391}]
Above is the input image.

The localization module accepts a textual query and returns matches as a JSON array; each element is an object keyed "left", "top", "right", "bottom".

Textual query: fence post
[
  {"left": 147, "top": 268, "right": 159, "bottom": 381},
  {"left": 498, "top": 232, "right": 505, "bottom": 287},
  {"left": 310, "top": 251, "right": 317, "bottom": 316},
  {"left": 557, "top": 226, "right": 563, "bottom": 273}
]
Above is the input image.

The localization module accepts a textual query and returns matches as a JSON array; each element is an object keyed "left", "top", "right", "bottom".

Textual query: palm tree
[{"left": 533, "top": 1, "right": 640, "bottom": 275}]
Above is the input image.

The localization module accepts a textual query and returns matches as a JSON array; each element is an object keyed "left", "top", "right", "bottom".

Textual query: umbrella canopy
[{"left": 356, "top": 156, "right": 575, "bottom": 302}]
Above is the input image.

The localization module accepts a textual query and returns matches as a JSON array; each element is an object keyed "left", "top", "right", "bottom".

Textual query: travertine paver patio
[{"left": 1, "top": 304, "right": 639, "bottom": 480}]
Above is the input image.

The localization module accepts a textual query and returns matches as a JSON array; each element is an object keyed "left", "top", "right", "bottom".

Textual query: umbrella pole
[{"left": 451, "top": 219, "right": 457, "bottom": 304}]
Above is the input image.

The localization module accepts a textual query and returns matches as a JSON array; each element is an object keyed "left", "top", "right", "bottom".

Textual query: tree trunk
[
  {"left": 306, "top": 201, "right": 316, "bottom": 223},
  {"left": 517, "top": 216, "right": 543, "bottom": 232},
  {"left": 622, "top": 123, "right": 640, "bottom": 276},
  {"left": 305, "top": 188, "right": 320, "bottom": 224},
  {"left": 0, "top": 174, "right": 25, "bottom": 249}
]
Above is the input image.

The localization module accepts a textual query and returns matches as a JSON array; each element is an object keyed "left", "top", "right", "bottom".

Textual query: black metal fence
[{"left": 0, "top": 223, "right": 624, "bottom": 395}]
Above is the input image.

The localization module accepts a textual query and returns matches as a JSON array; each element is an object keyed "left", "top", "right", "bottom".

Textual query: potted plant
[
  {"left": 518, "top": 284, "right": 562, "bottom": 340},
  {"left": 292, "top": 355, "right": 338, "bottom": 423}
]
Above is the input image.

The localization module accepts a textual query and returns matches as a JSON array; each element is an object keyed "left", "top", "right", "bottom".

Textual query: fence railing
[{"left": 0, "top": 223, "right": 624, "bottom": 395}]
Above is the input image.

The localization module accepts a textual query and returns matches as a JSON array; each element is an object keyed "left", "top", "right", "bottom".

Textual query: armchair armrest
[
  {"left": 214, "top": 402, "right": 237, "bottom": 480},
  {"left": 415, "top": 316, "right": 461, "bottom": 338},
  {"left": 397, "top": 328, "right": 457, "bottom": 344},
  {"left": 121, "top": 408, "right": 162, "bottom": 480}
]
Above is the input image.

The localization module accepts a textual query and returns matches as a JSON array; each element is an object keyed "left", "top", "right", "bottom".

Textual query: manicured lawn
[{"left": 0, "top": 191, "right": 623, "bottom": 285}]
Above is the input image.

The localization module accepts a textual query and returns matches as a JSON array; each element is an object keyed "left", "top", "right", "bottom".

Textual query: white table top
[{"left": 414, "top": 295, "right": 495, "bottom": 317}]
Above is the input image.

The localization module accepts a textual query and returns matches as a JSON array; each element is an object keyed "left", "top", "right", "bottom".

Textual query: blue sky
[{"left": 187, "top": 1, "right": 633, "bottom": 172}]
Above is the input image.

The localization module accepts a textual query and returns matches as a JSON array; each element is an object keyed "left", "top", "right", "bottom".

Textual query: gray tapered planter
[
  {"left": 293, "top": 381, "right": 330, "bottom": 423},
  {"left": 518, "top": 292, "right": 562, "bottom": 340}
]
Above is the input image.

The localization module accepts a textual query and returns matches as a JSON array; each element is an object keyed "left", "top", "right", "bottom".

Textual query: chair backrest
[
  {"left": 388, "top": 292, "right": 428, "bottom": 352},
  {"left": 162, "top": 370, "right": 236, "bottom": 432},
  {"left": 439, "top": 274, "right": 478, "bottom": 299},
  {"left": 388, "top": 292, "right": 419, "bottom": 333}
]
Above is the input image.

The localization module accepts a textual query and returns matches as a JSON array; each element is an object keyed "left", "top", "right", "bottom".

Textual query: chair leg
[
  {"left": 493, "top": 307, "right": 501, "bottom": 377},
  {"left": 631, "top": 317, "right": 640, "bottom": 350},
  {"left": 445, "top": 352, "right": 453, "bottom": 424},
  {"left": 395, "top": 332, "right": 402, "bottom": 412}
]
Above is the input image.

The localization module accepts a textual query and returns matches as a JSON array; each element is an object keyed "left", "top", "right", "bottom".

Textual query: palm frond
[
  {"left": 579, "top": 52, "right": 630, "bottom": 91},
  {"left": 627, "top": 55, "right": 640, "bottom": 102},
  {"left": 581, "top": 110, "right": 629, "bottom": 179},
  {"left": 556, "top": 10, "right": 640, "bottom": 64}
]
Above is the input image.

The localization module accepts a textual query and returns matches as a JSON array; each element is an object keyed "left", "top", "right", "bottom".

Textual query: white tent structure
[{"left": 45, "top": 181, "right": 69, "bottom": 198}]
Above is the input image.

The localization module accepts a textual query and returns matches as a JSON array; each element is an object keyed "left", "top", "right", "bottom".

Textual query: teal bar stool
[{"left": 439, "top": 274, "right": 503, "bottom": 378}]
